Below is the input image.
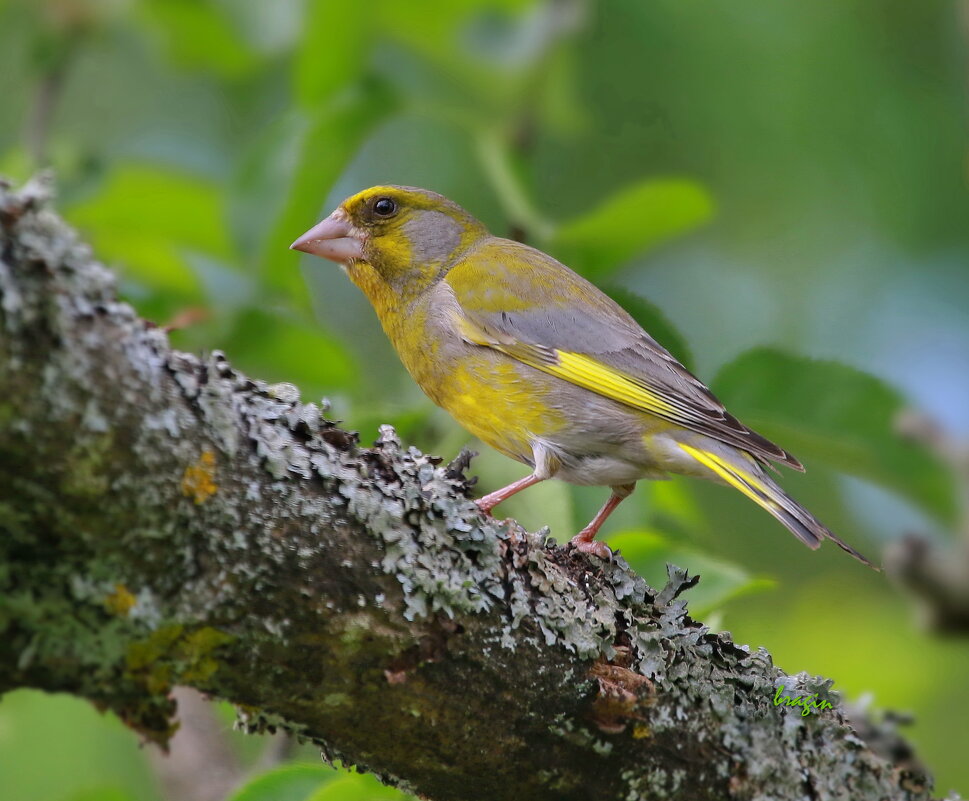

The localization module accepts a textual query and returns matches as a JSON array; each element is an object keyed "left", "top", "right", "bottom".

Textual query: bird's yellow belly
[
  {"left": 428, "top": 354, "right": 564, "bottom": 465},
  {"left": 372, "top": 300, "right": 562, "bottom": 465}
]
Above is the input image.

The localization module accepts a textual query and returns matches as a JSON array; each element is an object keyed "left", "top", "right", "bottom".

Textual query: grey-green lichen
[{"left": 0, "top": 175, "right": 958, "bottom": 801}]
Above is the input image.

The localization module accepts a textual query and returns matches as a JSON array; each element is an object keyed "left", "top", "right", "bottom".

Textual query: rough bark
[{"left": 0, "top": 175, "right": 958, "bottom": 801}]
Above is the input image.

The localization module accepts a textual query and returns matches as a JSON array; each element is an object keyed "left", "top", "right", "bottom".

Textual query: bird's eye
[{"left": 373, "top": 197, "right": 397, "bottom": 218}]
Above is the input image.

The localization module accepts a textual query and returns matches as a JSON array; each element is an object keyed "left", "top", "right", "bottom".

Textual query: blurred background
[{"left": 1, "top": 0, "right": 968, "bottom": 799}]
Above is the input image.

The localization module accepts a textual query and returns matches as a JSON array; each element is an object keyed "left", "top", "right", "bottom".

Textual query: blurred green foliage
[
  {"left": 224, "top": 762, "right": 407, "bottom": 801},
  {"left": 1, "top": 0, "right": 967, "bottom": 798},
  {"left": 226, "top": 764, "right": 335, "bottom": 801}
]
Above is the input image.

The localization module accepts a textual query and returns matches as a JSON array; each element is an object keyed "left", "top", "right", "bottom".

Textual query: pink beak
[{"left": 290, "top": 210, "right": 364, "bottom": 263}]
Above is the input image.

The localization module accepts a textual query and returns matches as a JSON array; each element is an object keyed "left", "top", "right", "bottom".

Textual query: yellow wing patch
[{"left": 543, "top": 351, "right": 676, "bottom": 417}]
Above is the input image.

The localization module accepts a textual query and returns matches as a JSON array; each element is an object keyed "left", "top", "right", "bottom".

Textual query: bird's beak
[{"left": 290, "top": 209, "right": 364, "bottom": 263}]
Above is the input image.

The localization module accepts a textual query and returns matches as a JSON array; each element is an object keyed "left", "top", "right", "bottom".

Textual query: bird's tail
[{"left": 678, "top": 443, "right": 878, "bottom": 569}]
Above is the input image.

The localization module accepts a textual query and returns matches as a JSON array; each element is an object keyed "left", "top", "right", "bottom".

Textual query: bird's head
[{"left": 291, "top": 185, "right": 487, "bottom": 294}]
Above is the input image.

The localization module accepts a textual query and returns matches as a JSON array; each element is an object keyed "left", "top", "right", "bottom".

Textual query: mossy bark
[{"left": 0, "top": 176, "right": 957, "bottom": 801}]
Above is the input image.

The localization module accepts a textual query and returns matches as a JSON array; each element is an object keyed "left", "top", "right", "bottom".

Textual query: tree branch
[
  {"left": 887, "top": 410, "right": 969, "bottom": 634},
  {"left": 0, "top": 175, "right": 957, "bottom": 801}
]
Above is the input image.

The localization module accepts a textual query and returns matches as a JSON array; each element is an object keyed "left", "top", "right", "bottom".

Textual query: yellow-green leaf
[{"left": 552, "top": 178, "right": 714, "bottom": 278}]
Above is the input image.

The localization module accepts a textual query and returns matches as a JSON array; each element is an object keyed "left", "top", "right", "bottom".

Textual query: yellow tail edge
[{"left": 678, "top": 443, "right": 878, "bottom": 570}]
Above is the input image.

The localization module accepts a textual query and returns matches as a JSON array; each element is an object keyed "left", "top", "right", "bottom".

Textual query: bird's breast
[{"left": 377, "top": 299, "right": 561, "bottom": 463}]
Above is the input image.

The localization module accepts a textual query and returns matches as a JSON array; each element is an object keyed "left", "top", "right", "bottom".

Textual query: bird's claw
[
  {"left": 474, "top": 500, "right": 495, "bottom": 517},
  {"left": 569, "top": 536, "right": 613, "bottom": 561}
]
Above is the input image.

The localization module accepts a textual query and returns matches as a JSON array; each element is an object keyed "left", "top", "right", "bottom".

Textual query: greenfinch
[{"left": 292, "top": 185, "right": 874, "bottom": 568}]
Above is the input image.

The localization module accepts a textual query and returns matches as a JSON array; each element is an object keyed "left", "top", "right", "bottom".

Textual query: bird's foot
[
  {"left": 569, "top": 534, "right": 612, "bottom": 561},
  {"left": 475, "top": 499, "right": 496, "bottom": 517}
]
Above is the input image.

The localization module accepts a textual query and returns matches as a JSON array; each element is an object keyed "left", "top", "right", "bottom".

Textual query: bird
[{"left": 291, "top": 185, "right": 875, "bottom": 568}]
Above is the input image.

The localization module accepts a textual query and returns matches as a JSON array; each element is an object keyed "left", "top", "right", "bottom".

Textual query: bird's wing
[{"left": 444, "top": 238, "right": 802, "bottom": 470}]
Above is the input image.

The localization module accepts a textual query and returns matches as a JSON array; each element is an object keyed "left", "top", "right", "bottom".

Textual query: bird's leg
[
  {"left": 476, "top": 472, "right": 545, "bottom": 515},
  {"left": 570, "top": 483, "right": 636, "bottom": 559}
]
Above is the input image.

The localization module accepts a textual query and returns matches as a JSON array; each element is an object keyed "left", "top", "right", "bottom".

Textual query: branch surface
[{"left": 0, "top": 176, "right": 956, "bottom": 801}]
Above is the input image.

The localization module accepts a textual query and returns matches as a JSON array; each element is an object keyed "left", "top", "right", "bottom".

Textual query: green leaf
[
  {"left": 712, "top": 348, "right": 956, "bottom": 523},
  {"left": 601, "top": 285, "right": 694, "bottom": 372},
  {"left": 295, "top": 0, "right": 371, "bottom": 108},
  {"left": 262, "top": 88, "right": 396, "bottom": 302},
  {"left": 67, "top": 789, "right": 138, "bottom": 801},
  {"left": 140, "top": 0, "right": 259, "bottom": 78},
  {"left": 307, "top": 773, "right": 411, "bottom": 801},
  {"left": 66, "top": 165, "right": 233, "bottom": 297},
  {"left": 66, "top": 165, "right": 232, "bottom": 256},
  {"left": 227, "top": 763, "right": 334, "bottom": 801},
  {"left": 224, "top": 308, "right": 358, "bottom": 395},
  {"left": 551, "top": 178, "right": 714, "bottom": 278},
  {"left": 606, "top": 528, "right": 775, "bottom": 620},
  {"left": 375, "top": 0, "right": 544, "bottom": 116}
]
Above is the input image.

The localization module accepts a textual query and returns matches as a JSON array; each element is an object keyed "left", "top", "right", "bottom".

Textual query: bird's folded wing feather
[{"left": 444, "top": 238, "right": 802, "bottom": 470}]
